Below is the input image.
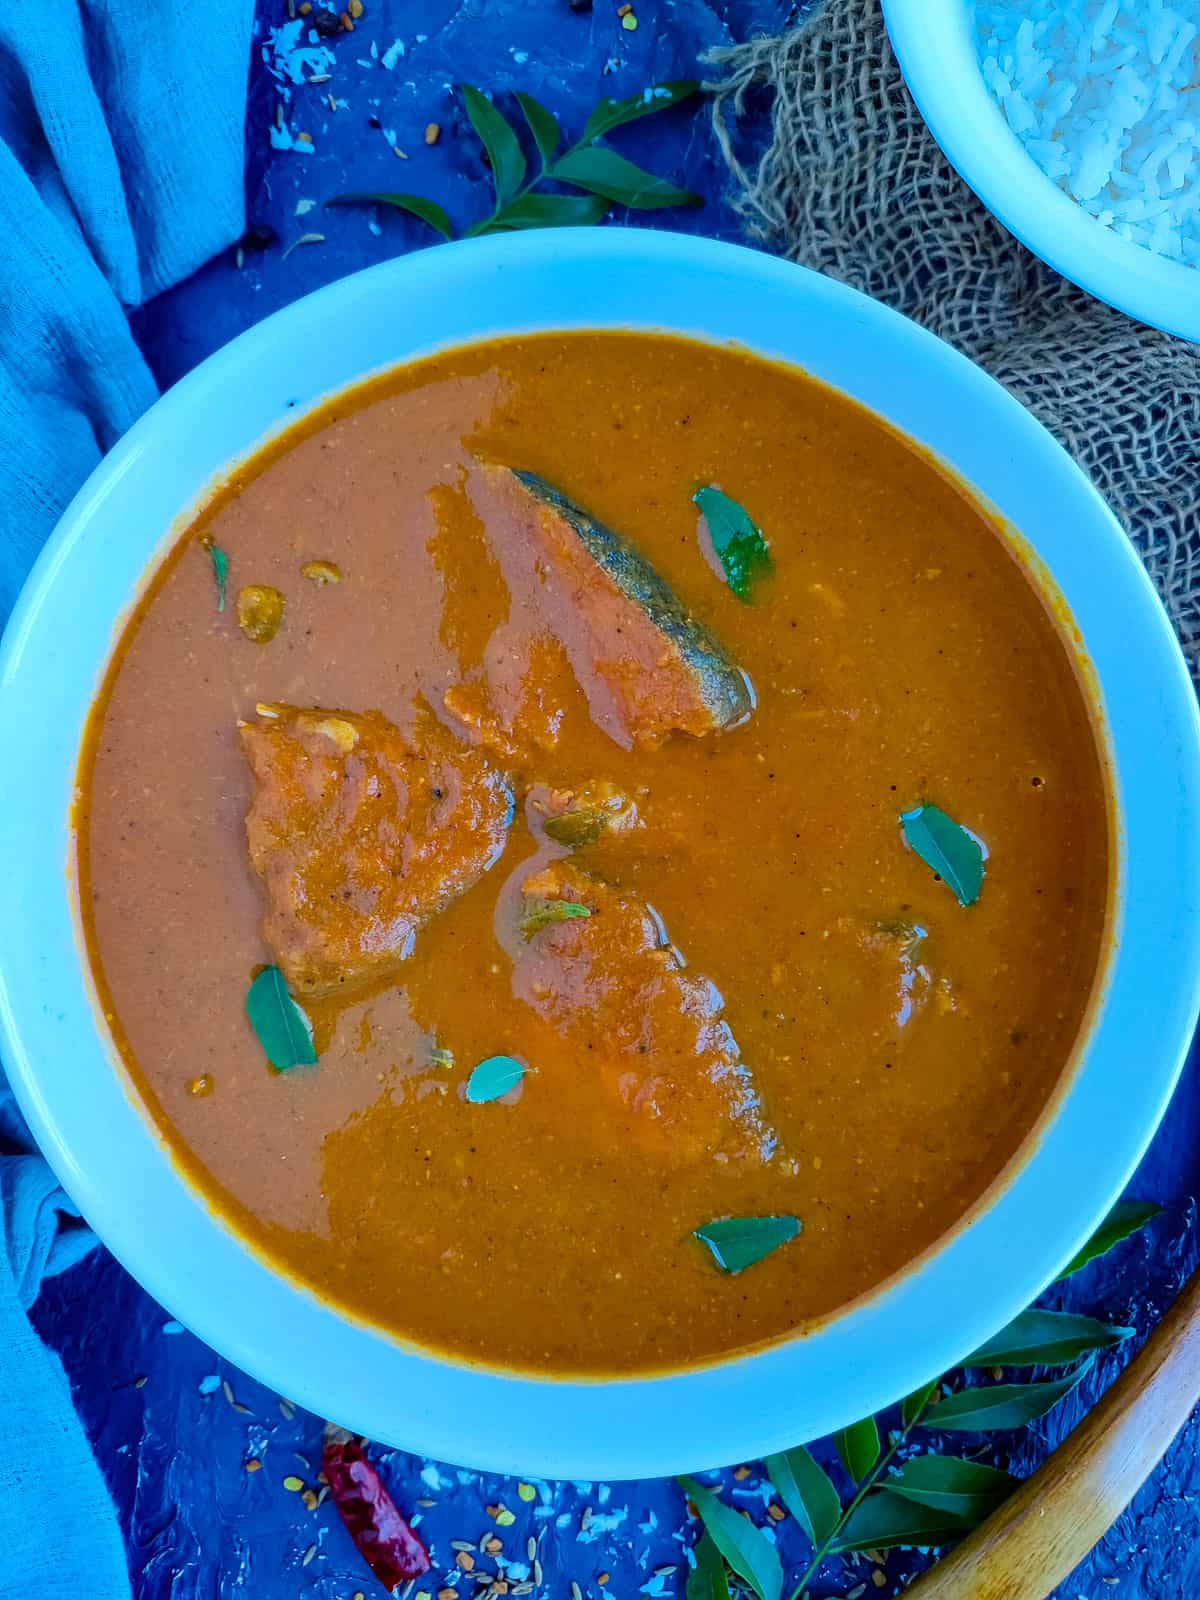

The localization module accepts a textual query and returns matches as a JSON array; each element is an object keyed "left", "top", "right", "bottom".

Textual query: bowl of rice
[{"left": 881, "top": 0, "right": 1199, "bottom": 344}]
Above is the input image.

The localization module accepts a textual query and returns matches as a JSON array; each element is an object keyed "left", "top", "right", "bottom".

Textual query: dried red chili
[{"left": 322, "top": 1431, "right": 432, "bottom": 1592}]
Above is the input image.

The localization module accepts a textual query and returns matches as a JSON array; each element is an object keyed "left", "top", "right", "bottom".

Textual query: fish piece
[
  {"left": 476, "top": 465, "right": 753, "bottom": 749},
  {"left": 240, "top": 704, "right": 512, "bottom": 998},
  {"left": 513, "top": 862, "right": 774, "bottom": 1164}
]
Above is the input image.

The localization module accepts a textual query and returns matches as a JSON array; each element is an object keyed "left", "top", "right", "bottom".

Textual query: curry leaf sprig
[
  {"left": 679, "top": 1199, "right": 1160, "bottom": 1600},
  {"left": 326, "top": 80, "right": 701, "bottom": 239}
]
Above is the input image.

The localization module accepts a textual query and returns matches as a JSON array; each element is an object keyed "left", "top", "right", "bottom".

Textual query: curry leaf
[
  {"left": 520, "top": 898, "right": 592, "bottom": 939},
  {"left": 764, "top": 1447, "right": 841, "bottom": 1548},
  {"left": 920, "top": 1366, "right": 1087, "bottom": 1432},
  {"left": 246, "top": 966, "right": 317, "bottom": 1070},
  {"left": 686, "top": 1533, "right": 731, "bottom": 1600},
  {"left": 581, "top": 80, "right": 700, "bottom": 142},
  {"left": 902, "top": 1379, "right": 939, "bottom": 1428},
  {"left": 883, "top": 1456, "right": 1018, "bottom": 1520},
  {"left": 551, "top": 147, "right": 701, "bottom": 210},
  {"left": 830, "top": 1490, "right": 973, "bottom": 1553},
  {"left": 324, "top": 191, "right": 454, "bottom": 240},
  {"left": 678, "top": 1478, "right": 782, "bottom": 1600},
  {"left": 477, "top": 193, "right": 611, "bottom": 233},
  {"left": 1058, "top": 1200, "right": 1163, "bottom": 1280},
  {"left": 201, "top": 538, "right": 229, "bottom": 612},
  {"left": 965, "top": 1309, "right": 1133, "bottom": 1369},
  {"left": 693, "top": 487, "right": 773, "bottom": 601},
  {"left": 834, "top": 1416, "right": 881, "bottom": 1482},
  {"left": 515, "top": 91, "right": 561, "bottom": 165},
  {"left": 465, "top": 1054, "right": 527, "bottom": 1104},
  {"left": 461, "top": 85, "right": 526, "bottom": 206},
  {"left": 693, "top": 1216, "right": 800, "bottom": 1274},
  {"left": 899, "top": 804, "right": 985, "bottom": 906}
]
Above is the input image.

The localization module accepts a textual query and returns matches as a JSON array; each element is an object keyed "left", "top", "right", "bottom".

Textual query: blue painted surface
[{"left": 34, "top": 1, "right": 1200, "bottom": 1595}]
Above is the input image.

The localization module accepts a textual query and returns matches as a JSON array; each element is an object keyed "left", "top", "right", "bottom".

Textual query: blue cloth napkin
[{"left": 0, "top": 5, "right": 251, "bottom": 1595}]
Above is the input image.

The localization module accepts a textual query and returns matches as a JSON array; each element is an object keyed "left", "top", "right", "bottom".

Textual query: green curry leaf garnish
[
  {"left": 465, "top": 1054, "right": 527, "bottom": 1104},
  {"left": 245, "top": 965, "right": 317, "bottom": 1070},
  {"left": 326, "top": 82, "right": 700, "bottom": 239},
  {"left": 201, "top": 538, "right": 229, "bottom": 612},
  {"left": 899, "top": 803, "right": 985, "bottom": 905},
  {"left": 693, "top": 1215, "right": 800, "bottom": 1274},
  {"left": 693, "top": 486, "right": 773, "bottom": 601},
  {"left": 519, "top": 898, "right": 592, "bottom": 939},
  {"left": 678, "top": 1478, "right": 783, "bottom": 1600}
]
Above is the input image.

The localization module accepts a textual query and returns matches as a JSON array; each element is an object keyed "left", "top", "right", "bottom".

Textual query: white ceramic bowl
[
  {"left": 1, "top": 231, "right": 1198, "bottom": 1478},
  {"left": 882, "top": 0, "right": 1200, "bottom": 344}
]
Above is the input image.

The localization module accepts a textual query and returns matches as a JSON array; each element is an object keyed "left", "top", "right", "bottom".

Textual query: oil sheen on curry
[{"left": 78, "top": 332, "right": 1111, "bottom": 1377}]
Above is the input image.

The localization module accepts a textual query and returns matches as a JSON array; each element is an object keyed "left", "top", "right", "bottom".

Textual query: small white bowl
[
  {"left": 882, "top": 0, "right": 1200, "bottom": 344},
  {"left": 1, "top": 231, "right": 1198, "bottom": 1478}
]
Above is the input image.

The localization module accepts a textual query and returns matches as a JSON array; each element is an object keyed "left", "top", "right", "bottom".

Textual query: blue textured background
[{"left": 35, "top": 2, "right": 1200, "bottom": 1595}]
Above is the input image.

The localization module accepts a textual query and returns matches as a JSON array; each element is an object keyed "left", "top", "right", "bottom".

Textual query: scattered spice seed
[
  {"left": 767, "top": 1503, "right": 786, "bottom": 1523},
  {"left": 493, "top": 1585, "right": 509, "bottom": 1596},
  {"left": 733, "top": 1465, "right": 752, "bottom": 1481},
  {"left": 871, "top": 1574, "right": 887, "bottom": 1590},
  {"left": 282, "top": 231, "right": 325, "bottom": 262},
  {"left": 339, "top": 11, "right": 354, "bottom": 29},
  {"left": 495, "top": 1509, "right": 516, "bottom": 1528},
  {"left": 533, "top": 1560, "right": 543, "bottom": 1586},
  {"left": 301, "top": 558, "right": 343, "bottom": 585},
  {"left": 232, "top": 1401, "right": 252, "bottom": 1415},
  {"left": 302, "top": 1488, "right": 319, "bottom": 1511},
  {"left": 189, "top": 1074, "right": 213, "bottom": 1096},
  {"left": 598, "top": 1578, "right": 609, "bottom": 1587},
  {"left": 299, "top": 2, "right": 312, "bottom": 11},
  {"left": 416, "top": 1498, "right": 436, "bottom": 1508},
  {"left": 518, "top": 1485, "right": 537, "bottom": 1505},
  {"left": 864, "top": 1551, "right": 884, "bottom": 1565},
  {"left": 847, "top": 1587, "right": 867, "bottom": 1600},
  {"left": 246, "top": 1458, "right": 261, "bottom": 1473},
  {"left": 580, "top": 1507, "right": 593, "bottom": 1531},
  {"left": 296, "top": 131, "right": 313, "bottom": 144},
  {"left": 439, "top": 1590, "right": 458, "bottom": 1600},
  {"left": 283, "top": 1476, "right": 305, "bottom": 1492},
  {"left": 309, "top": 71, "right": 331, "bottom": 82},
  {"left": 457, "top": 1554, "right": 476, "bottom": 1572},
  {"left": 279, "top": 1398, "right": 296, "bottom": 1420},
  {"left": 452, "top": 1542, "right": 476, "bottom": 1554},
  {"left": 348, "top": 0, "right": 364, "bottom": 13},
  {"left": 393, "top": 145, "right": 409, "bottom": 159},
  {"left": 222, "top": 1380, "right": 236, "bottom": 1406},
  {"left": 311, "top": 6, "right": 340, "bottom": 35},
  {"left": 302, "top": 1544, "right": 317, "bottom": 1567},
  {"left": 512, "top": 1587, "right": 534, "bottom": 1596},
  {"left": 425, "top": 122, "right": 441, "bottom": 145},
  {"left": 616, "top": 4, "right": 631, "bottom": 12},
  {"left": 237, "top": 584, "right": 285, "bottom": 642},
  {"left": 621, "top": 11, "right": 638, "bottom": 27},
  {"left": 525, "top": 1538, "right": 537, "bottom": 1561},
  {"left": 571, "top": 1583, "right": 583, "bottom": 1600},
  {"left": 484, "top": 1537, "right": 502, "bottom": 1555}
]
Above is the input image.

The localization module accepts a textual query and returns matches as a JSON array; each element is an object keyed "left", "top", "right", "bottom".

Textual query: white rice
[{"left": 975, "top": 0, "right": 1200, "bottom": 266}]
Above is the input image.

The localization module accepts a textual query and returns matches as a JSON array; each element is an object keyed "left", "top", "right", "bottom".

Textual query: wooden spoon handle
[{"left": 908, "top": 1264, "right": 1200, "bottom": 1600}]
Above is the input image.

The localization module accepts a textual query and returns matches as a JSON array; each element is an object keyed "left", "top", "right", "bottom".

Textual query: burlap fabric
[{"left": 707, "top": 0, "right": 1200, "bottom": 672}]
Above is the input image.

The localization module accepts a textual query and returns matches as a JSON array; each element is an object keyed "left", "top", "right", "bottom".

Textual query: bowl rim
[
  {"left": 881, "top": 0, "right": 1200, "bottom": 345},
  {"left": 2, "top": 228, "right": 1198, "bottom": 1478}
]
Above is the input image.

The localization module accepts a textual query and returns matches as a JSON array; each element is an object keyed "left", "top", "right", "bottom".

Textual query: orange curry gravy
[{"left": 77, "top": 332, "right": 1111, "bottom": 1376}]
